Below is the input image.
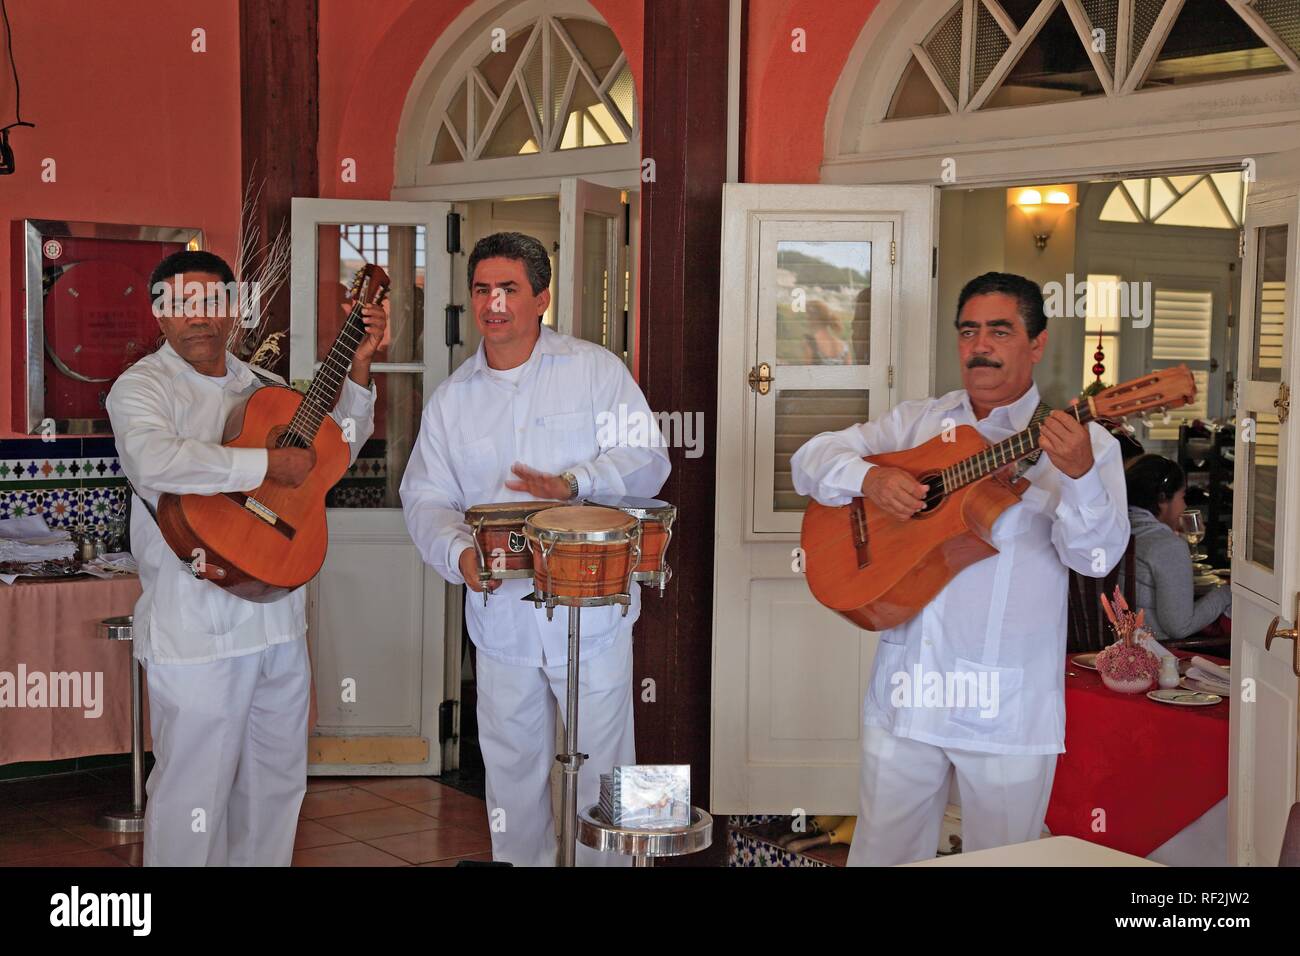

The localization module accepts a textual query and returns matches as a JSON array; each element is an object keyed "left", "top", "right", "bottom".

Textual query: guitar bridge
[
  {"left": 850, "top": 498, "right": 870, "bottom": 569},
  {"left": 221, "top": 492, "right": 297, "bottom": 540}
]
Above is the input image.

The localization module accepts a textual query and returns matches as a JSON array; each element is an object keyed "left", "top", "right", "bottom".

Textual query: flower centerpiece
[{"left": 1095, "top": 587, "right": 1160, "bottom": 693}]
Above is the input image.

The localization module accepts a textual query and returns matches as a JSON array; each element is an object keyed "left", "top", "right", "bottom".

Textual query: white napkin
[
  {"left": 0, "top": 515, "right": 76, "bottom": 563},
  {"left": 1137, "top": 633, "right": 1175, "bottom": 660},
  {"left": 1188, "top": 655, "right": 1230, "bottom": 691}
]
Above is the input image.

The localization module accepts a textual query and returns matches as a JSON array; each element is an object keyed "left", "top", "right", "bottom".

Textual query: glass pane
[
  {"left": 1244, "top": 409, "right": 1280, "bottom": 570},
  {"left": 607, "top": 64, "right": 635, "bottom": 127},
  {"left": 1252, "top": 224, "right": 1289, "bottom": 382},
  {"left": 775, "top": 241, "right": 872, "bottom": 366},
  {"left": 922, "top": 4, "right": 963, "bottom": 101},
  {"left": 1100, "top": 183, "right": 1141, "bottom": 223},
  {"left": 447, "top": 79, "right": 468, "bottom": 147},
  {"left": 478, "top": 26, "right": 532, "bottom": 97},
  {"left": 1142, "top": 0, "right": 1287, "bottom": 88},
  {"left": 1081, "top": 0, "right": 1119, "bottom": 78},
  {"left": 1131, "top": 0, "right": 1164, "bottom": 72},
  {"left": 316, "top": 223, "right": 426, "bottom": 364},
  {"left": 888, "top": 54, "right": 949, "bottom": 119},
  {"left": 973, "top": 0, "right": 1010, "bottom": 93},
  {"left": 775, "top": 389, "right": 869, "bottom": 512},
  {"left": 482, "top": 82, "right": 538, "bottom": 159},
  {"left": 1083, "top": 274, "right": 1123, "bottom": 332},
  {"left": 581, "top": 212, "right": 612, "bottom": 347},
  {"left": 1157, "top": 178, "right": 1235, "bottom": 229},
  {"left": 559, "top": 18, "right": 621, "bottom": 82},
  {"left": 315, "top": 224, "right": 425, "bottom": 510},
  {"left": 326, "top": 372, "right": 424, "bottom": 509},
  {"left": 1254, "top": 0, "right": 1300, "bottom": 61},
  {"left": 982, "top": 3, "right": 1105, "bottom": 109},
  {"left": 550, "top": 25, "right": 574, "bottom": 130},
  {"left": 432, "top": 121, "right": 462, "bottom": 164}
]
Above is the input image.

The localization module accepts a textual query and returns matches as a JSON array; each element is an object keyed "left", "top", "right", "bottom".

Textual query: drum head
[
  {"left": 526, "top": 505, "right": 636, "bottom": 540},
  {"left": 583, "top": 495, "right": 675, "bottom": 520},
  {"left": 466, "top": 500, "right": 562, "bottom": 524}
]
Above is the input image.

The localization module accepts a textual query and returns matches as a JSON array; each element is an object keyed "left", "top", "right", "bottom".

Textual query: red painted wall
[
  {"left": 0, "top": 0, "right": 242, "bottom": 437},
  {"left": 744, "top": 0, "right": 880, "bottom": 184}
]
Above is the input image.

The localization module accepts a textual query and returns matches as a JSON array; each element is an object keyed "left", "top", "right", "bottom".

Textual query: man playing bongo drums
[{"left": 400, "top": 232, "right": 670, "bottom": 866}]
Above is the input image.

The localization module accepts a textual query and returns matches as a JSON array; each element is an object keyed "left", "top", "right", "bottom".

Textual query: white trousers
[
  {"left": 142, "top": 638, "right": 310, "bottom": 867},
  {"left": 848, "top": 723, "right": 1057, "bottom": 866},
  {"left": 475, "top": 630, "right": 636, "bottom": 867}
]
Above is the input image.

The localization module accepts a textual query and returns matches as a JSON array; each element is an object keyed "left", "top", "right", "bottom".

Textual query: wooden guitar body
[
  {"left": 156, "top": 385, "right": 349, "bottom": 603},
  {"left": 800, "top": 425, "right": 1028, "bottom": 632}
]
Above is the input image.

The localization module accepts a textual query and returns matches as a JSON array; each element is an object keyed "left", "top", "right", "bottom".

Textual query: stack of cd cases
[{"left": 597, "top": 765, "right": 691, "bottom": 829}]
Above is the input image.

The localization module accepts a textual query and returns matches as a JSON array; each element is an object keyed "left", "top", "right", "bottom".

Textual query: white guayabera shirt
[
  {"left": 790, "top": 383, "right": 1130, "bottom": 755},
  {"left": 400, "top": 325, "right": 671, "bottom": 668},
  {"left": 107, "top": 342, "right": 375, "bottom": 665}
]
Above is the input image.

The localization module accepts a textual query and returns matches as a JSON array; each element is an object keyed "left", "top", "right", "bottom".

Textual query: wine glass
[{"left": 1179, "top": 509, "right": 1208, "bottom": 563}]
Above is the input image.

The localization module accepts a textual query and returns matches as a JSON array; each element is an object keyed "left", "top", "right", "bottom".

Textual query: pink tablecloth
[{"left": 0, "top": 575, "right": 151, "bottom": 765}]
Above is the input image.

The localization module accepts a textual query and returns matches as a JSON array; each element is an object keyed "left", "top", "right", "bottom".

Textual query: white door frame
[{"left": 290, "top": 197, "right": 452, "bottom": 776}]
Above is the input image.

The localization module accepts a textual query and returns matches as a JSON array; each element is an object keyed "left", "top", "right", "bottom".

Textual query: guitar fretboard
[
  {"left": 939, "top": 403, "right": 1093, "bottom": 493},
  {"left": 280, "top": 303, "right": 370, "bottom": 449}
]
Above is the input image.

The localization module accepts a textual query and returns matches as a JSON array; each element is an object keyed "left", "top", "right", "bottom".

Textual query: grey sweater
[{"left": 1118, "top": 507, "right": 1231, "bottom": 641}]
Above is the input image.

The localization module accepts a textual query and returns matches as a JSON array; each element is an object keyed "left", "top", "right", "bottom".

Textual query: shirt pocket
[
  {"left": 453, "top": 436, "right": 499, "bottom": 493},
  {"left": 991, "top": 483, "right": 1052, "bottom": 545},
  {"left": 866, "top": 639, "right": 908, "bottom": 722},
  {"left": 539, "top": 410, "right": 594, "bottom": 466},
  {"left": 947, "top": 655, "right": 1024, "bottom": 739}
]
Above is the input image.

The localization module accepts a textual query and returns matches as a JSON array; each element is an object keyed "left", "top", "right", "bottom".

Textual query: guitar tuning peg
[{"left": 1162, "top": 407, "right": 1171, "bottom": 424}]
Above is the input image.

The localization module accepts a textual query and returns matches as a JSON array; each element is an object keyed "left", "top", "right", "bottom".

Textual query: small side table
[
  {"left": 95, "top": 615, "right": 145, "bottom": 832},
  {"left": 577, "top": 805, "right": 712, "bottom": 867}
]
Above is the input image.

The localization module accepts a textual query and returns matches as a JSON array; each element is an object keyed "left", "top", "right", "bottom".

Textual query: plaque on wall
[{"left": 17, "top": 220, "right": 204, "bottom": 434}]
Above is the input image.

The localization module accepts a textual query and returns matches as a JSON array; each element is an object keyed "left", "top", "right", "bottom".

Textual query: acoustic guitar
[
  {"left": 156, "top": 265, "right": 389, "bottom": 602},
  {"left": 800, "top": 366, "right": 1197, "bottom": 631}
]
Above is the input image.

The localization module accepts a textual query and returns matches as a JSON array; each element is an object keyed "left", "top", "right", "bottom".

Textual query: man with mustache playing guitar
[{"left": 791, "top": 272, "right": 1130, "bottom": 865}]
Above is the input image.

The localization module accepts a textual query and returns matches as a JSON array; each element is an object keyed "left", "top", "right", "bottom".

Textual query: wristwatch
[{"left": 560, "top": 471, "right": 579, "bottom": 499}]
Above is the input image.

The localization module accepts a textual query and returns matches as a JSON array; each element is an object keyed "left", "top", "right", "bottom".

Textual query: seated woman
[{"left": 1120, "top": 454, "right": 1230, "bottom": 642}]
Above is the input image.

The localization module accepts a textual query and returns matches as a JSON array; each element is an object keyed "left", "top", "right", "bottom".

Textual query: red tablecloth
[{"left": 1045, "top": 652, "right": 1228, "bottom": 857}]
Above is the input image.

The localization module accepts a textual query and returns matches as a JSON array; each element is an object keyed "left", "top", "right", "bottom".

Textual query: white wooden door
[
  {"left": 1229, "top": 154, "right": 1300, "bottom": 865},
  {"left": 711, "top": 184, "right": 938, "bottom": 813},
  {"left": 289, "top": 198, "right": 452, "bottom": 775},
  {"left": 558, "top": 177, "right": 626, "bottom": 351}
]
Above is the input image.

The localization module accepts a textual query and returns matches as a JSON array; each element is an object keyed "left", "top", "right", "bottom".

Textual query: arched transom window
[
  {"left": 430, "top": 14, "right": 636, "bottom": 163},
  {"left": 889, "top": 0, "right": 1300, "bottom": 119}
]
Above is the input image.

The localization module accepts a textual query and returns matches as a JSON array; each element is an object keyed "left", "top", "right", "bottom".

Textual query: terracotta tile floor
[{"left": 0, "top": 769, "right": 493, "bottom": 867}]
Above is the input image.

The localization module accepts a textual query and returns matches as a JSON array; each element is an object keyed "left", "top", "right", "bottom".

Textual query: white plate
[
  {"left": 1193, "top": 574, "right": 1222, "bottom": 587},
  {"left": 1070, "top": 653, "right": 1099, "bottom": 671},
  {"left": 1147, "top": 688, "right": 1222, "bottom": 706}
]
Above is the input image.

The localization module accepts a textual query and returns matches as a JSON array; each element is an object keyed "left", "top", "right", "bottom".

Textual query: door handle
[{"left": 1265, "top": 592, "right": 1300, "bottom": 677}]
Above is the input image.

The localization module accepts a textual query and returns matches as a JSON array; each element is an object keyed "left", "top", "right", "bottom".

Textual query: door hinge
[
  {"left": 445, "top": 304, "right": 463, "bottom": 348},
  {"left": 748, "top": 362, "right": 773, "bottom": 395},
  {"left": 438, "top": 699, "right": 457, "bottom": 744},
  {"left": 932, "top": 246, "right": 937, "bottom": 278},
  {"left": 446, "top": 211, "right": 462, "bottom": 254},
  {"left": 890, "top": 240, "right": 896, "bottom": 265},
  {"left": 1238, "top": 229, "right": 1246, "bottom": 260},
  {"left": 888, "top": 365, "right": 895, "bottom": 388},
  {"left": 1227, "top": 527, "right": 1234, "bottom": 560},
  {"left": 1275, "top": 381, "right": 1291, "bottom": 425}
]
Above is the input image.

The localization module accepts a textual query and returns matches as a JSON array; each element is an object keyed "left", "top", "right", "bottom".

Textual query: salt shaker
[{"left": 1158, "top": 655, "right": 1180, "bottom": 689}]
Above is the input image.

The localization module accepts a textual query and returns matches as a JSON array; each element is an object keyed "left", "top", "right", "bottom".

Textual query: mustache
[{"left": 966, "top": 356, "right": 1003, "bottom": 369}]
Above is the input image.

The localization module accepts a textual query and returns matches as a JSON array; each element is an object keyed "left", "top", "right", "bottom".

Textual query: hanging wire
[{"left": 1, "top": 0, "right": 37, "bottom": 134}]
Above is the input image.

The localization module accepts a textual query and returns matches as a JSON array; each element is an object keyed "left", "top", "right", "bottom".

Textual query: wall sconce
[{"left": 1015, "top": 188, "right": 1077, "bottom": 250}]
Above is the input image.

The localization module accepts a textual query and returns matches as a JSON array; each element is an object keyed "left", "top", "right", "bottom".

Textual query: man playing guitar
[
  {"left": 107, "top": 250, "right": 387, "bottom": 866},
  {"left": 791, "top": 272, "right": 1130, "bottom": 865}
]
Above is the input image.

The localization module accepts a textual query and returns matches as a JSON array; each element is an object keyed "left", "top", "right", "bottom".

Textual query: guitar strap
[{"left": 1013, "top": 401, "right": 1055, "bottom": 480}]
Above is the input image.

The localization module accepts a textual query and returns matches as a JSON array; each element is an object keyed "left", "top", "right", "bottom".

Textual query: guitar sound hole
[{"left": 916, "top": 473, "right": 946, "bottom": 515}]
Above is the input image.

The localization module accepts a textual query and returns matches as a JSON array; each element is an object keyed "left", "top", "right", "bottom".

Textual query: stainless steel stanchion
[{"left": 96, "top": 615, "right": 145, "bottom": 832}]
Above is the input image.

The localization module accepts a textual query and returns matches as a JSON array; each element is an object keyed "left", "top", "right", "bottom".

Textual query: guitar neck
[
  {"left": 941, "top": 400, "right": 1095, "bottom": 492},
  {"left": 280, "top": 302, "right": 369, "bottom": 448}
]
